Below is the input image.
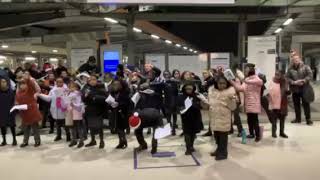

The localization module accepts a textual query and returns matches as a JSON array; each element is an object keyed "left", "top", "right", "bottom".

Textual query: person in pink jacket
[
  {"left": 268, "top": 71, "right": 290, "bottom": 138},
  {"left": 231, "top": 67, "right": 263, "bottom": 142},
  {"left": 66, "top": 81, "right": 85, "bottom": 148}
]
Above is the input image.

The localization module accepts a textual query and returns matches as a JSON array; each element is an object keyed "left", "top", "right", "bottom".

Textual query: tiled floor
[{"left": 0, "top": 122, "right": 319, "bottom": 180}]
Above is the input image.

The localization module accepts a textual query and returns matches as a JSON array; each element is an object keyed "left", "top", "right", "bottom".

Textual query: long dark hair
[{"left": 213, "top": 75, "right": 231, "bottom": 90}]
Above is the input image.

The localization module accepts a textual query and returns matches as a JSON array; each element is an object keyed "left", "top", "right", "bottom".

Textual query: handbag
[{"left": 303, "top": 83, "right": 315, "bottom": 103}]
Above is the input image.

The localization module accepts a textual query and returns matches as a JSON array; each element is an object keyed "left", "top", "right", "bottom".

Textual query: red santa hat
[{"left": 129, "top": 112, "right": 141, "bottom": 129}]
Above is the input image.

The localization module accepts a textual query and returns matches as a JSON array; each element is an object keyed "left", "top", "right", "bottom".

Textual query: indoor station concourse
[{"left": 0, "top": 1, "right": 320, "bottom": 180}]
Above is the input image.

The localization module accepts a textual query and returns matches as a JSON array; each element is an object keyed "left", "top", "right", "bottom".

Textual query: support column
[
  {"left": 127, "top": 13, "right": 135, "bottom": 65},
  {"left": 165, "top": 53, "right": 169, "bottom": 71},
  {"left": 207, "top": 53, "right": 211, "bottom": 70},
  {"left": 238, "top": 17, "right": 247, "bottom": 61}
]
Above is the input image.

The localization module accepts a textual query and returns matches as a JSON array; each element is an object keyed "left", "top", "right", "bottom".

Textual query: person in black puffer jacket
[
  {"left": 82, "top": 75, "right": 108, "bottom": 149},
  {"left": 107, "top": 79, "right": 132, "bottom": 149},
  {"left": 0, "top": 70, "right": 17, "bottom": 146}
]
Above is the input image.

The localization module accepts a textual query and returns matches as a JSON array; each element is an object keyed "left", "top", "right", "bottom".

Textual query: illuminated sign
[{"left": 104, "top": 51, "right": 120, "bottom": 73}]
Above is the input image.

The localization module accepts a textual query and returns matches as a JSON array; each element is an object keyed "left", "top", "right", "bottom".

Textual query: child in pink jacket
[
  {"left": 231, "top": 67, "right": 263, "bottom": 142},
  {"left": 268, "top": 71, "right": 289, "bottom": 139},
  {"left": 66, "top": 81, "right": 85, "bottom": 148}
]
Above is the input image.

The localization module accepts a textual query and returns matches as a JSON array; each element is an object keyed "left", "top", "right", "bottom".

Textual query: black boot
[
  {"left": 12, "top": 139, "right": 17, "bottom": 146},
  {"left": 272, "top": 124, "right": 277, "bottom": 138},
  {"left": 210, "top": 150, "right": 217, "bottom": 157},
  {"left": 0, "top": 140, "right": 6, "bottom": 146},
  {"left": 151, "top": 136, "right": 158, "bottom": 154},
  {"left": 291, "top": 119, "right": 301, "bottom": 123},
  {"left": 307, "top": 120, "right": 313, "bottom": 126},
  {"left": 126, "top": 128, "right": 130, "bottom": 135},
  {"left": 116, "top": 131, "right": 128, "bottom": 149},
  {"left": 0, "top": 135, "right": 6, "bottom": 146},
  {"left": 99, "top": 141, "right": 105, "bottom": 149},
  {"left": 202, "top": 131, "right": 212, "bottom": 137},
  {"left": 85, "top": 140, "right": 97, "bottom": 147},
  {"left": 147, "top": 128, "right": 151, "bottom": 135},
  {"left": 280, "top": 133, "right": 289, "bottom": 138},
  {"left": 184, "top": 134, "right": 193, "bottom": 156},
  {"left": 69, "top": 140, "right": 77, "bottom": 147},
  {"left": 20, "top": 142, "right": 28, "bottom": 148},
  {"left": 77, "top": 141, "right": 84, "bottom": 148},
  {"left": 34, "top": 142, "right": 41, "bottom": 147},
  {"left": 135, "top": 129, "right": 148, "bottom": 152},
  {"left": 54, "top": 136, "right": 62, "bottom": 142},
  {"left": 135, "top": 144, "right": 147, "bottom": 152}
]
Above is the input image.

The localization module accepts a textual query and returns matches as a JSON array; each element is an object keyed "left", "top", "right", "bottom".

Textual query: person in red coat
[{"left": 15, "top": 72, "right": 42, "bottom": 148}]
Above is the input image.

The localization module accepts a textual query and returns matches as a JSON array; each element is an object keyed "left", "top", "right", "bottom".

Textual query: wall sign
[{"left": 104, "top": 51, "right": 120, "bottom": 73}]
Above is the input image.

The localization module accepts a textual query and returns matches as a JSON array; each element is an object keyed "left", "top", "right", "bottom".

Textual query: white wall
[
  {"left": 145, "top": 54, "right": 166, "bottom": 71},
  {"left": 169, "top": 55, "right": 207, "bottom": 77}
]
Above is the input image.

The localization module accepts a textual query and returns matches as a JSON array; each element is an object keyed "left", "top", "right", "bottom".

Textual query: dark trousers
[
  {"left": 117, "top": 129, "right": 127, "bottom": 145},
  {"left": 55, "top": 119, "right": 70, "bottom": 139},
  {"left": 292, "top": 92, "right": 311, "bottom": 121},
  {"left": 135, "top": 127, "right": 157, "bottom": 151},
  {"left": 48, "top": 115, "right": 55, "bottom": 132},
  {"left": 247, "top": 113, "right": 260, "bottom": 138},
  {"left": 1, "top": 127, "right": 16, "bottom": 142},
  {"left": 232, "top": 104, "right": 243, "bottom": 133},
  {"left": 272, "top": 110, "right": 286, "bottom": 135},
  {"left": 108, "top": 110, "right": 116, "bottom": 133},
  {"left": 166, "top": 112, "right": 177, "bottom": 131},
  {"left": 23, "top": 123, "right": 40, "bottom": 144},
  {"left": 71, "top": 120, "right": 85, "bottom": 142},
  {"left": 184, "top": 133, "right": 196, "bottom": 151},
  {"left": 89, "top": 128, "right": 104, "bottom": 142},
  {"left": 261, "top": 96, "right": 274, "bottom": 124},
  {"left": 214, "top": 131, "right": 228, "bottom": 158}
]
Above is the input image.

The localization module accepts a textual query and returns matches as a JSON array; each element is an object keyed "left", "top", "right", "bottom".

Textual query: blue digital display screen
[{"left": 104, "top": 51, "right": 120, "bottom": 73}]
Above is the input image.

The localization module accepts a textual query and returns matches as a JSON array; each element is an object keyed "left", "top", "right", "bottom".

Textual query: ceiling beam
[
  {"left": 0, "top": 12, "right": 65, "bottom": 31},
  {"left": 89, "top": 12, "right": 282, "bottom": 22}
]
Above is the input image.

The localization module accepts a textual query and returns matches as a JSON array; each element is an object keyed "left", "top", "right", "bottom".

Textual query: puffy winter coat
[
  {"left": 233, "top": 75, "right": 263, "bottom": 114},
  {"left": 0, "top": 73, "right": 15, "bottom": 127},
  {"left": 15, "top": 78, "right": 42, "bottom": 125},
  {"left": 208, "top": 87, "right": 237, "bottom": 132}
]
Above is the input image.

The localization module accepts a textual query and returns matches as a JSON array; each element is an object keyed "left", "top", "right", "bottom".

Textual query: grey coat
[{"left": 286, "top": 63, "right": 313, "bottom": 93}]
